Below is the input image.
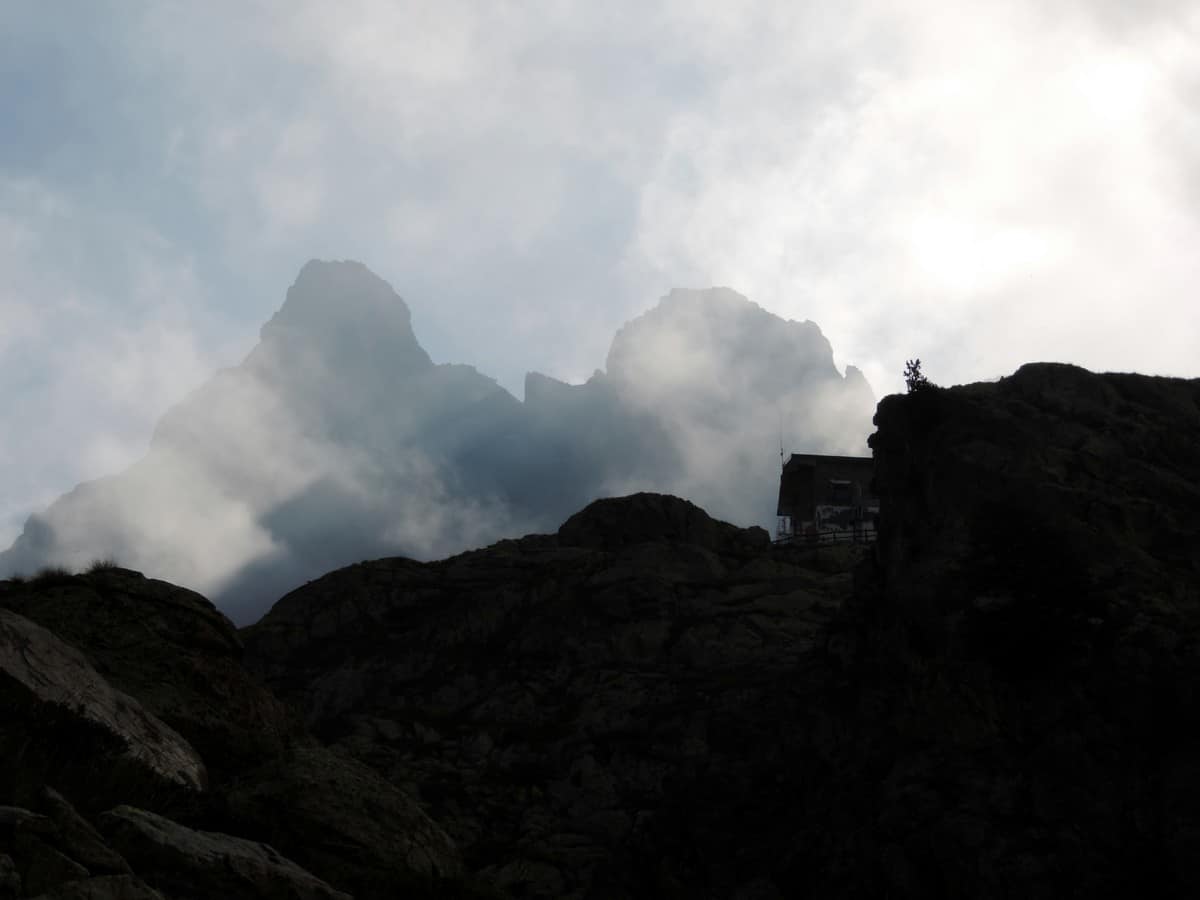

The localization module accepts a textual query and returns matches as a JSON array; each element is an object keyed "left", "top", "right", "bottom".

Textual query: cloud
[
  {"left": 630, "top": 1, "right": 1200, "bottom": 393},
  {"left": 0, "top": 176, "right": 229, "bottom": 545},
  {"left": 2, "top": 0, "right": 1198, "bottom": 584},
  {"left": 16, "top": 1, "right": 1198, "bottom": 392},
  {"left": 1, "top": 262, "right": 874, "bottom": 624}
]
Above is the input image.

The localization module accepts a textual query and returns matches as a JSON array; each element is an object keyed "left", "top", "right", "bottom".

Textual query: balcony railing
[{"left": 773, "top": 528, "right": 877, "bottom": 546}]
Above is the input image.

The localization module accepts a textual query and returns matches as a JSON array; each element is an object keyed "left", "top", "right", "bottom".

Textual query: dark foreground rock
[
  {"left": 843, "top": 363, "right": 1200, "bottom": 897},
  {"left": 2, "top": 361, "right": 1197, "bottom": 898},
  {"left": 0, "top": 569, "right": 296, "bottom": 780},
  {"left": 0, "top": 568, "right": 473, "bottom": 899},
  {"left": 0, "top": 609, "right": 207, "bottom": 813},
  {"left": 0, "top": 792, "right": 160, "bottom": 900},
  {"left": 223, "top": 744, "right": 464, "bottom": 898},
  {"left": 97, "top": 806, "right": 348, "bottom": 900},
  {"left": 244, "top": 365, "right": 1200, "bottom": 898},
  {"left": 25, "top": 875, "right": 165, "bottom": 899},
  {"left": 243, "top": 493, "right": 859, "bottom": 897}
]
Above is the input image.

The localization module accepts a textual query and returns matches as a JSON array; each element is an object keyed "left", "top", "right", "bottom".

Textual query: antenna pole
[{"left": 778, "top": 409, "right": 785, "bottom": 470}]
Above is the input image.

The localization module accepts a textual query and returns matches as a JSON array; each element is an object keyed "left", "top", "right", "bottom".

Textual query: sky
[{"left": 3, "top": 0, "right": 1199, "bottom": 547}]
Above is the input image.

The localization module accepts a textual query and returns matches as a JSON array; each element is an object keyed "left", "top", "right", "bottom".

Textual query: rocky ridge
[
  {"left": 1, "top": 361, "right": 1197, "bottom": 898},
  {"left": 240, "top": 494, "right": 850, "bottom": 896},
  {"left": 0, "top": 262, "right": 874, "bottom": 624},
  {"left": 0, "top": 497, "right": 860, "bottom": 899}
]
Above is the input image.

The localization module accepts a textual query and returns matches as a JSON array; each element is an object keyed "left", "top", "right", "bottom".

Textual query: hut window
[{"left": 830, "top": 480, "right": 852, "bottom": 505}]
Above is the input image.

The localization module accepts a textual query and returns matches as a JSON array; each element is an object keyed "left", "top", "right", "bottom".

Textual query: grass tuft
[
  {"left": 85, "top": 557, "right": 121, "bottom": 574},
  {"left": 28, "top": 565, "right": 76, "bottom": 588}
]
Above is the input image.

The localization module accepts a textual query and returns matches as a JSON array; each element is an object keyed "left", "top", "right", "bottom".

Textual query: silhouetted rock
[
  {"left": 557, "top": 491, "right": 769, "bottom": 551},
  {"left": 26, "top": 875, "right": 165, "bottom": 899},
  {"left": 0, "top": 854, "right": 17, "bottom": 900},
  {"left": 36, "top": 789, "right": 130, "bottom": 878},
  {"left": 0, "top": 565, "right": 482, "bottom": 899},
  {"left": 1, "top": 568, "right": 296, "bottom": 779},
  {"left": 0, "top": 793, "right": 164, "bottom": 900},
  {"left": 97, "top": 806, "right": 349, "bottom": 900},
  {"left": 832, "top": 363, "right": 1200, "bottom": 897},
  {"left": 18, "top": 840, "right": 88, "bottom": 897},
  {"left": 0, "top": 608, "right": 207, "bottom": 813},
  {"left": 224, "top": 744, "right": 464, "bottom": 898},
  {"left": 4, "top": 360, "right": 1193, "bottom": 897},
  {"left": 243, "top": 494, "right": 861, "bottom": 897}
]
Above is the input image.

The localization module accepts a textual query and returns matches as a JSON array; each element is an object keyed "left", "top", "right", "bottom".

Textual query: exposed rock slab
[
  {"left": 0, "top": 569, "right": 468, "bottom": 898},
  {"left": 1, "top": 569, "right": 296, "bottom": 778},
  {"left": 224, "top": 744, "right": 464, "bottom": 898},
  {"left": 98, "top": 806, "right": 349, "bottom": 900},
  {"left": 0, "top": 609, "right": 206, "bottom": 812}
]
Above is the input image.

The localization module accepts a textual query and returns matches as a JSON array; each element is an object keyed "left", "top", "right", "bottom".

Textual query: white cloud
[
  {"left": 630, "top": 1, "right": 1200, "bottom": 393},
  {"left": 2, "top": 0, "right": 1198, "bottom": 563},
  {"left": 0, "top": 176, "right": 233, "bottom": 544}
]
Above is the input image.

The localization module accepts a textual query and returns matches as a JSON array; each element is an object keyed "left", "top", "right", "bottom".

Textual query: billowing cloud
[
  {"left": 631, "top": 1, "right": 1200, "bottom": 393},
  {"left": 1, "top": 262, "right": 872, "bottom": 623},
  {"left": 0, "top": 176, "right": 230, "bottom": 545},
  {"left": 2, "top": 1, "right": 1197, "bottom": 589}
]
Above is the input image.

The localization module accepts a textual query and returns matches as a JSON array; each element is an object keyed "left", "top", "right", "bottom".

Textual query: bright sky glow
[{"left": 2, "top": 0, "right": 1198, "bottom": 545}]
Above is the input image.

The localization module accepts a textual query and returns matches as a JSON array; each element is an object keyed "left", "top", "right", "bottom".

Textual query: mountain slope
[{"left": 2, "top": 363, "right": 1196, "bottom": 897}]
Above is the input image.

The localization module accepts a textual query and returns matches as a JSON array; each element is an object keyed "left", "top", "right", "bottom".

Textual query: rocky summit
[
  {"left": 0, "top": 262, "right": 874, "bottom": 625},
  {"left": 1, "top": 362, "right": 1198, "bottom": 898}
]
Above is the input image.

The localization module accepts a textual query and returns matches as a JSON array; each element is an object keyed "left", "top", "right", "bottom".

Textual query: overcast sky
[{"left": 3, "top": 0, "right": 1198, "bottom": 546}]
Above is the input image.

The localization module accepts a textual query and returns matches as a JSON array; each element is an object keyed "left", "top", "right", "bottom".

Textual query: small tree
[{"left": 903, "top": 358, "right": 932, "bottom": 393}]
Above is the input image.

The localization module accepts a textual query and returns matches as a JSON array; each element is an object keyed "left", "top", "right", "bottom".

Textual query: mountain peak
[
  {"left": 605, "top": 285, "right": 841, "bottom": 394},
  {"left": 0, "top": 270, "right": 875, "bottom": 624},
  {"left": 255, "top": 260, "right": 432, "bottom": 374}
]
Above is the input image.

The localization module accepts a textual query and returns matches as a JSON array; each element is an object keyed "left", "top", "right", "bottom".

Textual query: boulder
[
  {"left": 0, "top": 609, "right": 207, "bottom": 813},
  {"left": 0, "top": 807, "right": 55, "bottom": 839},
  {"left": 0, "top": 798, "right": 149, "bottom": 900},
  {"left": 1, "top": 568, "right": 296, "bottom": 779},
  {"left": 224, "top": 744, "right": 464, "bottom": 898},
  {"left": 18, "top": 838, "right": 89, "bottom": 896},
  {"left": 557, "top": 492, "right": 769, "bottom": 553},
  {"left": 36, "top": 789, "right": 130, "bottom": 877}
]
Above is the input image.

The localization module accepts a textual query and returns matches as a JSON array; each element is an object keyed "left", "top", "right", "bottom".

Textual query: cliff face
[
  {"left": 849, "top": 362, "right": 1200, "bottom": 896},
  {"left": 870, "top": 362, "right": 1200, "bottom": 656}
]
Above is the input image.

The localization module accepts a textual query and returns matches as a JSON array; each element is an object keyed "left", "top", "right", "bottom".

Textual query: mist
[
  {"left": 0, "top": 261, "right": 873, "bottom": 623},
  {"left": 3, "top": 2, "right": 1198, "bottom": 570}
]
